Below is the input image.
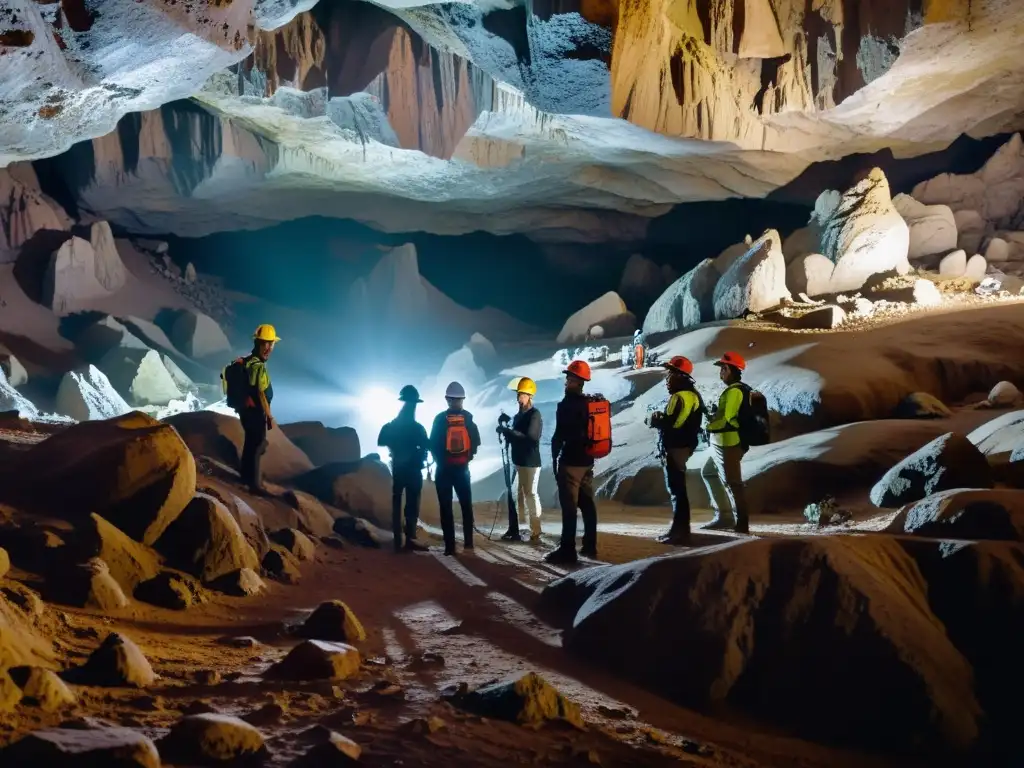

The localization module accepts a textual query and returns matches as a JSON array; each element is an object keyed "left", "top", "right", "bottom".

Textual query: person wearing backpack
[
  {"left": 378, "top": 385, "right": 430, "bottom": 554},
  {"left": 702, "top": 351, "right": 751, "bottom": 534},
  {"left": 429, "top": 381, "right": 481, "bottom": 556},
  {"left": 546, "top": 359, "right": 606, "bottom": 565},
  {"left": 647, "top": 355, "right": 704, "bottom": 545},
  {"left": 222, "top": 324, "right": 280, "bottom": 495}
]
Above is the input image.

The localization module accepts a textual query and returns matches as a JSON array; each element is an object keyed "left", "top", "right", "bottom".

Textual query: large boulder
[
  {"left": 156, "top": 493, "right": 260, "bottom": 583},
  {"left": 713, "top": 236, "right": 753, "bottom": 274},
  {"left": 165, "top": 411, "right": 314, "bottom": 483},
  {"left": 893, "top": 194, "right": 958, "bottom": 262},
  {"left": 294, "top": 459, "right": 391, "bottom": 524},
  {"left": 98, "top": 348, "right": 183, "bottom": 406},
  {"left": 869, "top": 432, "right": 994, "bottom": 508},
  {"left": 540, "top": 536, "right": 982, "bottom": 754},
  {"left": 296, "top": 600, "right": 367, "bottom": 644},
  {"left": 73, "top": 315, "right": 149, "bottom": 362},
  {"left": 89, "top": 221, "right": 128, "bottom": 293},
  {"left": 557, "top": 292, "right": 631, "bottom": 344},
  {"left": 954, "top": 209, "right": 987, "bottom": 254},
  {"left": 712, "top": 229, "right": 790, "bottom": 320},
  {"left": 162, "top": 713, "right": 268, "bottom": 765},
  {"left": 2, "top": 412, "right": 196, "bottom": 545},
  {"left": 448, "top": 672, "right": 583, "bottom": 729},
  {"left": 642, "top": 258, "right": 717, "bottom": 335},
  {"left": 63, "top": 632, "right": 155, "bottom": 687},
  {"left": 266, "top": 640, "right": 361, "bottom": 681},
  {"left": 42, "top": 236, "right": 113, "bottom": 315},
  {"left": 0, "top": 344, "right": 27, "bottom": 389},
  {"left": 71, "top": 513, "right": 161, "bottom": 591},
  {"left": 784, "top": 253, "right": 833, "bottom": 297},
  {"left": 821, "top": 169, "right": 911, "bottom": 293},
  {"left": 54, "top": 365, "right": 132, "bottom": 421},
  {"left": 0, "top": 582, "right": 53, "bottom": 671},
  {"left": 281, "top": 422, "right": 361, "bottom": 466},
  {"left": 0, "top": 367, "right": 39, "bottom": 418},
  {"left": 56, "top": 558, "right": 130, "bottom": 610},
  {"left": 0, "top": 723, "right": 160, "bottom": 767},
  {"left": 887, "top": 489, "right": 1024, "bottom": 541},
  {"left": 169, "top": 309, "right": 232, "bottom": 360}
]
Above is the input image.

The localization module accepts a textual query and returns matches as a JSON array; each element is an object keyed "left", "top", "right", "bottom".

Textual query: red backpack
[
  {"left": 584, "top": 395, "right": 612, "bottom": 459},
  {"left": 445, "top": 414, "right": 471, "bottom": 457}
]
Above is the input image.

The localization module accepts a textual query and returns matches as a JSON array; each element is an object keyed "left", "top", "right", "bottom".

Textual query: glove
[
  {"left": 496, "top": 426, "right": 512, "bottom": 438},
  {"left": 266, "top": 415, "right": 275, "bottom": 431}
]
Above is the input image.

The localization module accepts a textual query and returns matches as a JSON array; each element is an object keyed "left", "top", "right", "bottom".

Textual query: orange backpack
[
  {"left": 584, "top": 396, "right": 612, "bottom": 459},
  {"left": 445, "top": 414, "right": 471, "bottom": 456}
]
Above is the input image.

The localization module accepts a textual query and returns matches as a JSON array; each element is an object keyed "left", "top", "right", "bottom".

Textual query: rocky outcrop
[
  {"left": 0, "top": 723, "right": 160, "bottom": 767},
  {"left": 281, "top": 422, "right": 361, "bottom": 466},
  {"left": 169, "top": 310, "right": 232, "bottom": 360},
  {"left": 448, "top": 672, "right": 583, "bottom": 729},
  {"left": 162, "top": 713, "right": 268, "bottom": 765},
  {"left": 295, "top": 459, "right": 391, "bottom": 524},
  {"left": 64, "top": 632, "right": 156, "bottom": 688},
  {"left": 3, "top": 412, "right": 197, "bottom": 545},
  {"left": 166, "top": 411, "right": 313, "bottom": 483},
  {"left": 0, "top": 164, "right": 72, "bottom": 262},
  {"left": 557, "top": 292, "right": 631, "bottom": 344},
  {"left": 98, "top": 348, "right": 183, "bottom": 407},
  {"left": 870, "top": 432, "right": 994, "bottom": 508},
  {"left": 821, "top": 170, "right": 911, "bottom": 293},
  {"left": 712, "top": 230, "right": 790, "bottom": 319},
  {"left": 42, "top": 237, "right": 116, "bottom": 315},
  {"left": 888, "top": 489, "right": 1024, "bottom": 542},
  {"left": 296, "top": 600, "right": 367, "bottom": 644},
  {"left": 893, "top": 194, "right": 958, "bottom": 262},
  {"left": 156, "top": 494, "right": 260, "bottom": 583},
  {"left": 541, "top": 536, "right": 986, "bottom": 755},
  {"left": 642, "top": 258, "right": 716, "bottom": 335},
  {"left": 267, "top": 639, "right": 361, "bottom": 681},
  {"left": 54, "top": 365, "right": 132, "bottom": 421}
]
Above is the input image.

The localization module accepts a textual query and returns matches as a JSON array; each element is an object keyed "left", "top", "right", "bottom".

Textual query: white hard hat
[{"left": 445, "top": 381, "right": 466, "bottom": 399}]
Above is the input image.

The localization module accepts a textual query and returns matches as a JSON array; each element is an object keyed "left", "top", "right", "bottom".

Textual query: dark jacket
[
  {"left": 429, "top": 408, "right": 481, "bottom": 467},
  {"left": 507, "top": 407, "right": 542, "bottom": 468},
  {"left": 552, "top": 392, "right": 593, "bottom": 468},
  {"left": 377, "top": 410, "right": 429, "bottom": 472}
]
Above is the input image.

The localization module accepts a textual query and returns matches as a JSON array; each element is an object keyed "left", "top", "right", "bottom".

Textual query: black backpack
[
  {"left": 221, "top": 357, "right": 249, "bottom": 411},
  {"left": 733, "top": 382, "right": 770, "bottom": 447}
]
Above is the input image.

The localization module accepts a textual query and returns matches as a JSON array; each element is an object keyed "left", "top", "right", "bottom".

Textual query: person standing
[
  {"left": 429, "top": 381, "right": 481, "bottom": 556},
  {"left": 378, "top": 385, "right": 429, "bottom": 553},
  {"left": 231, "top": 324, "right": 279, "bottom": 495},
  {"left": 498, "top": 376, "right": 543, "bottom": 543},
  {"left": 545, "top": 360, "right": 598, "bottom": 565},
  {"left": 647, "top": 356, "right": 704, "bottom": 545},
  {"left": 702, "top": 351, "right": 751, "bottom": 534}
]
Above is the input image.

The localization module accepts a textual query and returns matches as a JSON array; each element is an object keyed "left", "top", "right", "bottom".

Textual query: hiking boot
[
  {"left": 463, "top": 541, "right": 474, "bottom": 551},
  {"left": 579, "top": 546, "right": 597, "bottom": 559},
  {"left": 666, "top": 533, "right": 692, "bottom": 546},
  {"left": 443, "top": 547, "right": 456, "bottom": 557},
  {"left": 500, "top": 530, "right": 523, "bottom": 542},
  {"left": 544, "top": 548, "right": 578, "bottom": 565},
  {"left": 528, "top": 533, "right": 542, "bottom": 544},
  {"left": 405, "top": 539, "right": 428, "bottom": 552},
  {"left": 733, "top": 522, "right": 750, "bottom": 534}
]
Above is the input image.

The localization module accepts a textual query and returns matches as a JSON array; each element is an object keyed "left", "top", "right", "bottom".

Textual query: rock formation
[
  {"left": 558, "top": 292, "right": 632, "bottom": 344},
  {"left": 55, "top": 366, "right": 132, "bottom": 421},
  {"left": 0, "top": 164, "right": 72, "bottom": 262},
  {"left": 820, "top": 169, "right": 911, "bottom": 293},
  {"left": 14, "top": 3, "right": 1022, "bottom": 240},
  {"left": 642, "top": 259, "right": 716, "bottom": 334},
  {"left": 712, "top": 230, "right": 790, "bottom": 319}
]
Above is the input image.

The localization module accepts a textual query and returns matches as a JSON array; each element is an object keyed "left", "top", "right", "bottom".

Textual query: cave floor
[{"left": 0, "top": 492, "right": 920, "bottom": 768}]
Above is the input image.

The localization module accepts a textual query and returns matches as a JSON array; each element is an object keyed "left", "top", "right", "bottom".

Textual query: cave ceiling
[{"left": 2, "top": 0, "right": 1023, "bottom": 241}]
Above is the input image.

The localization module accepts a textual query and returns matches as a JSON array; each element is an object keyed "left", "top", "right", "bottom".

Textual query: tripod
[{"left": 493, "top": 430, "right": 521, "bottom": 541}]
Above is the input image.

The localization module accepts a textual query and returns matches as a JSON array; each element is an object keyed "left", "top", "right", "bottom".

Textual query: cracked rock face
[{"left": 6, "top": 0, "right": 1024, "bottom": 239}]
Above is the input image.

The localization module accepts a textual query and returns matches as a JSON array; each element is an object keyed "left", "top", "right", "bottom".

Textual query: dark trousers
[
  {"left": 435, "top": 464, "right": 474, "bottom": 551},
  {"left": 392, "top": 464, "right": 423, "bottom": 547},
  {"left": 556, "top": 465, "right": 597, "bottom": 553},
  {"left": 239, "top": 410, "right": 268, "bottom": 489},
  {"left": 663, "top": 446, "right": 694, "bottom": 535}
]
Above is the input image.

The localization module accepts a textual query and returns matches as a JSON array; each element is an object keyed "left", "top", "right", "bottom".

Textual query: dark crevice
[
  {"left": 115, "top": 111, "right": 142, "bottom": 177},
  {"left": 730, "top": 0, "right": 746, "bottom": 55},
  {"left": 754, "top": 54, "right": 791, "bottom": 114},
  {"left": 159, "top": 101, "right": 221, "bottom": 198},
  {"left": 669, "top": 48, "right": 686, "bottom": 106},
  {"left": 430, "top": 53, "right": 444, "bottom": 115},
  {"left": 481, "top": 5, "right": 531, "bottom": 67}
]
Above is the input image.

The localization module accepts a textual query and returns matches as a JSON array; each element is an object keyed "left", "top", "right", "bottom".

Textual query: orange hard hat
[
  {"left": 663, "top": 355, "right": 694, "bottom": 376},
  {"left": 563, "top": 360, "right": 592, "bottom": 382},
  {"left": 714, "top": 351, "right": 747, "bottom": 371}
]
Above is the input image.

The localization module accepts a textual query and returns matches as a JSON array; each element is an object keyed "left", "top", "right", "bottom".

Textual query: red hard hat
[
  {"left": 663, "top": 355, "right": 694, "bottom": 376},
  {"left": 714, "top": 351, "right": 747, "bottom": 371},
  {"left": 563, "top": 360, "right": 592, "bottom": 381}
]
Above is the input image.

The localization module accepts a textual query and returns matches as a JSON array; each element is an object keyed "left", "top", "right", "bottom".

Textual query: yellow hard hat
[
  {"left": 507, "top": 376, "right": 537, "bottom": 396},
  {"left": 253, "top": 324, "right": 281, "bottom": 342}
]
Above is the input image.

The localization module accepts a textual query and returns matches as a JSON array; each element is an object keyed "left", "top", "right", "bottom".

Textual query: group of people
[{"left": 227, "top": 324, "right": 752, "bottom": 563}]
